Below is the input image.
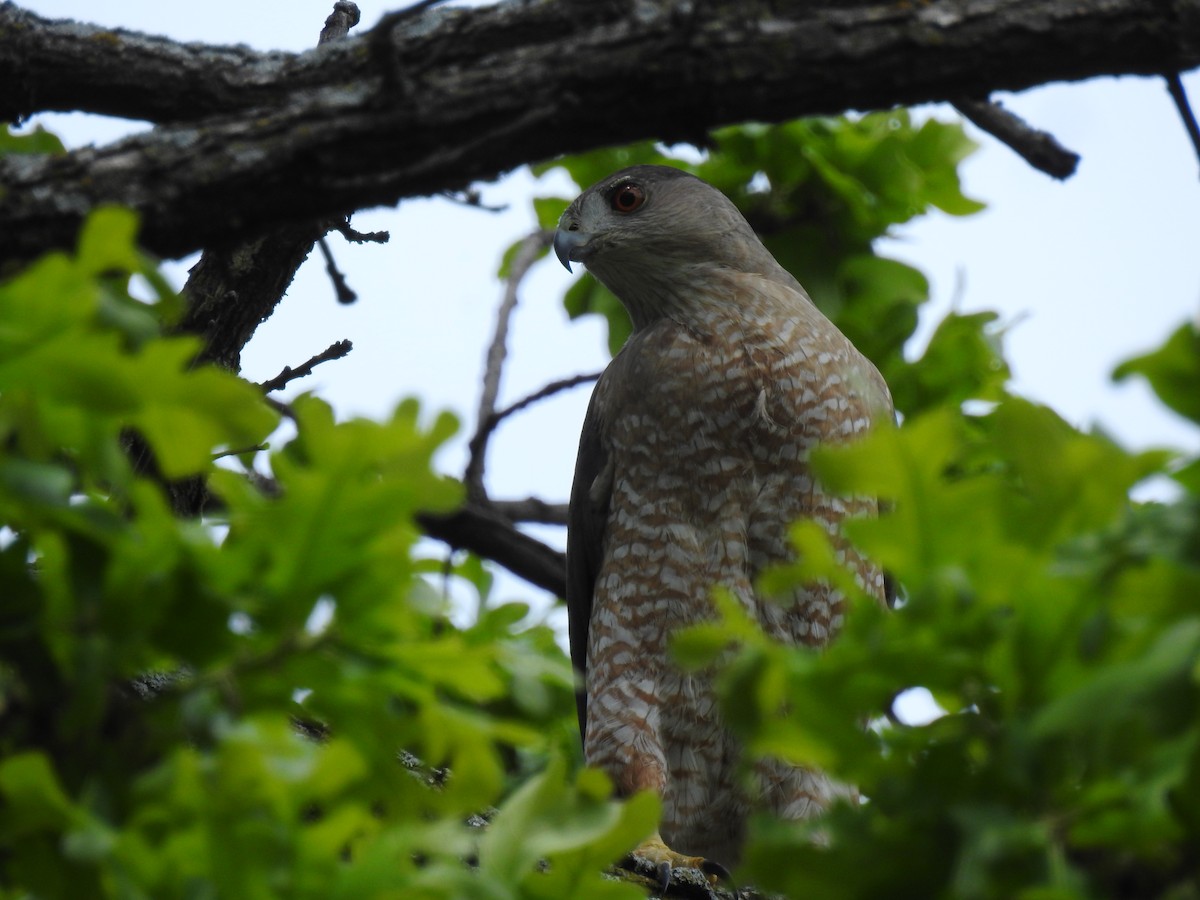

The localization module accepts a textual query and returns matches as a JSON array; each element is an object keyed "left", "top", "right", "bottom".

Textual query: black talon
[
  {"left": 656, "top": 861, "right": 673, "bottom": 894},
  {"left": 701, "top": 858, "right": 736, "bottom": 890}
]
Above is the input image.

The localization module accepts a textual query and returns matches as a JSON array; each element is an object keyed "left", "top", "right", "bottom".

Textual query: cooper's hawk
[{"left": 554, "top": 165, "right": 892, "bottom": 880}]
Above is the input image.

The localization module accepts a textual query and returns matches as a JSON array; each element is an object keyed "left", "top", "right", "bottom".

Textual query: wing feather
[{"left": 566, "top": 388, "right": 609, "bottom": 740}]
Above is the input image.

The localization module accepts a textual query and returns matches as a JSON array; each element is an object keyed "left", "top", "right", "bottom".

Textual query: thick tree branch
[
  {"left": 151, "top": 5, "right": 364, "bottom": 521},
  {"left": 491, "top": 498, "right": 570, "bottom": 526},
  {"left": 172, "top": 7, "right": 364, "bottom": 376},
  {"left": 2, "top": 0, "right": 1199, "bottom": 263},
  {"left": 417, "top": 504, "right": 567, "bottom": 598},
  {"left": 176, "top": 223, "right": 332, "bottom": 371},
  {"left": 0, "top": 1, "right": 374, "bottom": 123},
  {"left": 320, "top": 1, "right": 361, "bottom": 44}
]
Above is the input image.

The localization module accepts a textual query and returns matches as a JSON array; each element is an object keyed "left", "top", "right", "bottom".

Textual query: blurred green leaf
[
  {"left": 533, "top": 196, "right": 570, "bottom": 231},
  {"left": 563, "top": 274, "right": 632, "bottom": 356},
  {"left": 77, "top": 207, "right": 142, "bottom": 276},
  {"left": 1114, "top": 322, "right": 1200, "bottom": 425},
  {"left": 0, "top": 124, "right": 66, "bottom": 156},
  {"left": 891, "top": 311, "right": 1010, "bottom": 415},
  {"left": 0, "top": 754, "right": 75, "bottom": 837},
  {"left": 480, "top": 754, "right": 655, "bottom": 897}
]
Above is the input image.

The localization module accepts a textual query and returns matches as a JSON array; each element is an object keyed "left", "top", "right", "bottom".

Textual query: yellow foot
[{"left": 624, "top": 833, "right": 733, "bottom": 893}]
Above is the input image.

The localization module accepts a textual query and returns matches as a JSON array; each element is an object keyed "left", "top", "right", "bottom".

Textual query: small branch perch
[
  {"left": 259, "top": 339, "right": 354, "bottom": 393},
  {"left": 953, "top": 98, "right": 1080, "bottom": 179},
  {"left": 1165, "top": 72, "right": 1200, "bottom": 176},
  {"left": 335, "top": 220, "right": 389, "bottom": 244},
  {"left": 317, "top": 237, "right": 358, "bottom": 304},
  {"left": 489, "top": 371, "right": 602, "bottom": 429}
]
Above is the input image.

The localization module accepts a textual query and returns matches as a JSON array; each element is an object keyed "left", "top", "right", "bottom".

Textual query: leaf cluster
[{"left": 0, "top": 187, "right": 654, "bottom": 897}]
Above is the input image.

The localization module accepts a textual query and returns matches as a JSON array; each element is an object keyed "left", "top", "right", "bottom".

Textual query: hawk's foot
[{"left": 624, "top": 832, "right": 733, "bottom": 893}]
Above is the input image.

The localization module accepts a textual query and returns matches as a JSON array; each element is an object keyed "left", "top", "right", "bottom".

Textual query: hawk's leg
[
  {"left": 586, "top": 705, "right": 729, "bottom": 888},
  {"left": 601, "top": 739, "right": 733, "bottom": 889},
  {"left": 624, "top": 832, "right": 732, "bottom": 892}
]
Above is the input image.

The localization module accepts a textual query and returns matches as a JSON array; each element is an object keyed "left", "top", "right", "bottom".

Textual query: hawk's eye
[{"left": 609, "top": 184, "right": 645, "bottom": 214}]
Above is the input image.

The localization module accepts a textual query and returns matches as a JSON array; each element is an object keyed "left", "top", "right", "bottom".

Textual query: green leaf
[
  {"left": 0, "top": 459, "right": 74, "bottom": 507},
  {"left": 130, "top": 342, "right": 278, "bottom": 478},
  {"left": 533, "top": 196, "right": 571, "bottom": 230},
  {"left": 891, "top": 311, "right": 1010, "bottom": 415},
  {"left": 0, "top": 754, "right": 75, "bottom": 837},
  {"left": 909, "top": 118, "right": 986, "bottom": 215},
  {"left": 563, "top": 275, "right": 632, "bottom": 355},
  {"left": 670, "top": 623, "right": 732, "bottom": 668},
  {"left": 0, "top": 124, "right": 66, "bottom": 156},
  {"left": 1030, "top": 619, "right": 1200, "bottom": 741},
  {"left": 1114, "top": 322, "right": 1200, "bottom": 425},
  {"left": 479, "top": 754, "right": 657, "bottom": 895},
  {"left": 833, "top": 254, "right": 928, "bottom": 380},
  {"left": 77, "top": 206, "right": 142, "bottom": 276}
]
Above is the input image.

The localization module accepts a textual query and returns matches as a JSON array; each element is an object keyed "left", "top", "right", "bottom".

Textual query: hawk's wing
[{"left": 566, "top": 384, "right": 609, "bottom": 740}]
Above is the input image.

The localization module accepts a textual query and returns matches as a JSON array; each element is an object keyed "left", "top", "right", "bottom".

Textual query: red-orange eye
[{"left": 609, "top": 183, "right": 645, "bottom": 213}]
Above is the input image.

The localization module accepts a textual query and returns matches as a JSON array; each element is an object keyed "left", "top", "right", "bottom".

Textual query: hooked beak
[{"left": 553, "top": 225, "right": 589, "bottom": 273}]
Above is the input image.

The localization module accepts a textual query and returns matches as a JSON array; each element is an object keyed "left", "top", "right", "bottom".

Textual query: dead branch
[
  {"left": 490, "top": 371, "right": 602, "bottom": 429},
  {"left": 258, "top": 339, "right": 354, "bottom": 393},
  {"left": 953, "top": 98, "right": 1081, "bottom": 179}
]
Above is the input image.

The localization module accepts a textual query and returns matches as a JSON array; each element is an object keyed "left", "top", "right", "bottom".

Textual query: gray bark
[{"left": 1, "top": 0, "right": 1198, "bottom": 263}]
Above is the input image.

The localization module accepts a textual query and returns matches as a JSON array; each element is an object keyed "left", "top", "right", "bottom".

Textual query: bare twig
[
  {"left": 265, "top": 396, "right": 298, "bottom": 421},
  {"left": 464, "top": 229, "right": 553, "bottom": 500},
  {"left": 335, "top": 220, "right": 389, "bottom": 244},
  {"left": 320, "top": 2, "right": 361, "bottom": 44},
  {"left": 317, "top": 236, "right": 358, "bottom": 304},
  {"left": 489, "top": 371, "right": 602, "bottom": 429},
  {"left": 440, "top": 189, "right": 509, "bottom": 213},
  {"left": 213, "top": 444, "right": 269, "bottom": 461},
  {"left": 259, "top": 339, "right": 354, "bottom": 393},
  {"left": 1166, "top": 73, "right": 1200, "bottom": 176},
  {"left": 954, "top": 98, "right": 1080, "bottom": 179},
  {"left": 491, "top": 498, "right": 570, "bottom": 526}
]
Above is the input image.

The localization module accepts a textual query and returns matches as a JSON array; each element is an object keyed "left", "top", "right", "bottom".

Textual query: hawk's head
[{"left": 554, "top": 165, "right": 791, "bottom": 328}]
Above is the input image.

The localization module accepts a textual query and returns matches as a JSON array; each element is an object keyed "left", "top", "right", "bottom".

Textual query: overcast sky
[{"left": 18, "top": 2, "right": 1200, "bottom": 634}]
